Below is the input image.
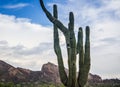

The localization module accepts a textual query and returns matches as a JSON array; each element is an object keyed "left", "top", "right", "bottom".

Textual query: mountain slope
[{"left": 0, "top": 60, "right": 102, "bottom": 84}]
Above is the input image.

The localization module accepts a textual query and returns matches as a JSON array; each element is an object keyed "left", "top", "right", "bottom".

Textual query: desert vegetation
[{"left": 0, "top": 82, "right": 64, "bottom": 87}]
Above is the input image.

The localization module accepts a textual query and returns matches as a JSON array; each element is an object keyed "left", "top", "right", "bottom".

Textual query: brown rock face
[
  {"left": 0, "top": 60, "right": 26, "bottom": 83},
  {"left": 0, "top": 60, "right": 42, "bottom": 83},
  {"left": 0, "top": 60, "right": 12, "bottom": 74},
  {"left": 41, "top": 62, "right": 61, "bottom": 83},
  {"left": 0, "top": 60, "right": 102, "bottom": 84},
  {"left": 41, "top": 62, "right": 102, "bottom": 84}
]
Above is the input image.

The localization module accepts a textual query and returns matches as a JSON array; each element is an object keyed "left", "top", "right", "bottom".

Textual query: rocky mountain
[
  {"left": 0, "top": 60, "right": 42, "bottom": 83},
  {"left": 0, "top": 60, "right": 102, "bottom": 84}
]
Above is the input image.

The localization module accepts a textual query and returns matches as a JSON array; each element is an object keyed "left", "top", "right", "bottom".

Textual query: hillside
[{"left": 0, "top": 60, "right": 116, "bottom": 85}]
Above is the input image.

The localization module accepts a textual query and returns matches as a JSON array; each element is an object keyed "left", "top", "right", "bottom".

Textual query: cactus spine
[{"left": 39, "top": 0, "right": 90, "bottom": 87}]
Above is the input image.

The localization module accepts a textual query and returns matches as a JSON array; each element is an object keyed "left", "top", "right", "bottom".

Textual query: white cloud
[
  {"left": 0, "top": 40, "right": 56, "bottom": 70},
  {"left": 0, "top": 14, "right": 53, "bottom": 48},
  {"left": 0, "top": 13, "right": 57, "bottom": 70},
  {"left": 0, "top": 13, "right": 67, "bottom": 71},
  {"left": 2, "top": 3, "right": 29, "bottom": 9}
]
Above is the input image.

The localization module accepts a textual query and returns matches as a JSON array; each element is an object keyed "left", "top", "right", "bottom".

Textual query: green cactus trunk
[{"left": 39, "top": 0, "right": 91, "bottom": 87}]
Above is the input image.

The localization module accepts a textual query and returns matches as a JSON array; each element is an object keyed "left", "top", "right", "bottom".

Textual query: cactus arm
[
  {"left": 77, "top": 26, "right": 90, "bottom": 87},
  {"left": 77, "top": 27, "right": 84, "bottom": 87},
  {"left": 39, "top": 0, "right": 68, "bottom": 36},
  {"left": 68, "top": 12, "right": 77, "bottom": 87},
  {"left": 84, "top": 26, "right": 90, "bottom": 65},
  {"left": 53, "top": 5, "right": 68, "bottom": 86},
  {"left": 76, "top": 27, "right": 82, "bottom": 54},
  {"left": 82, "top": 26, "right": 90, "bottom": 85}
]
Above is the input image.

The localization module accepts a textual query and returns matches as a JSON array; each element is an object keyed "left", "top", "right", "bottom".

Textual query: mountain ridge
[{"left": 0, "top": 60, "right": 115, "bottom": 84}]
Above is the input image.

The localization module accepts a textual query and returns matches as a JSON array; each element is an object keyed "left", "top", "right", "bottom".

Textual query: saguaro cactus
[{"left": 39, "top": 0, "right": 90, "bottom": 87}]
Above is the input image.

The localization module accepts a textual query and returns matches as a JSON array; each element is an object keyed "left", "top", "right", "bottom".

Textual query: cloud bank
[
  {"left": 0, "top": 13, "right": 57, "bottom": 70},
  {"left": 0, "top": 13, "right": 67, "bottom": 71}
]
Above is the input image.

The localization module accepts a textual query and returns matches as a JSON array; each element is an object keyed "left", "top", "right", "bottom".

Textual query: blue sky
[
  {"left": 0, "top": 0, "right": 68, "bottom": 25},
  {"left": 0, "top": 0, "right": 51, "bottom": 25},
  {"left": 0, "top": 0, "right": 120, "bottom": 79}
]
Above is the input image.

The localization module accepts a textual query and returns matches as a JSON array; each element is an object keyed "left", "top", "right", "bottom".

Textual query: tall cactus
[{"left": 39, "top": 0, "right": 90, "bottom": 87}]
